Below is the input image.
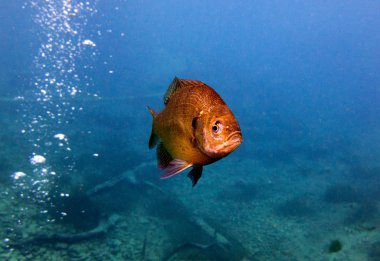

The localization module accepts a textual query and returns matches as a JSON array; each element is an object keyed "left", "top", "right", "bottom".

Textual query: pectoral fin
[
  {"left": 160, "top": 159, "right": 192, "bottom": 179},
  {"left": 187, "top": 166, "right": 203, "bottom": 187},
  {"left": 147, "top": 106, "right": 159, "bottom": 149},
  {"left": 148, "top": 131, "right": 159, "bottom": 149},
  {"left": 157, "top": 142, "right": 172, "bottom": 169}
]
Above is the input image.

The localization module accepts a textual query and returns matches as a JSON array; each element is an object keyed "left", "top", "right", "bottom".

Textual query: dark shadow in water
[
  {"left": 49, "top": 169, "right": 160, "bottom": 231},
  {"left": 323, "top": 184, "right": 364, "bottom": 204},
  {"left": 216, "top": 181, "right": 259, "bottom": 203},
  {"left": 252, "top": 143, "right": 332, "bottom": 168},
  {"left": 296, "top": 166, "right": 317, "bottom": 177},
  {"left": 293, "top": 145, "right": 331, "bottom": 161},
  {"left": 162, "top": 241, "right": 235, "bottom": 261},
  {"left": 114, "top": 167, "right": 254, "bottom": 260},
  {"left": 369, "top": 241, "right": 380, "bottom": 261},
  {"left": 0, "top": 157, "right": 12, "bottom": 183},
  {"left": 349, "top": 164, "right": 380, "bottom": 179},
  {"left": 95, "top": 180, "right": 147, "bottom": 215},
  {"left": 344, "top": 200, "right": 378, "bottom": 224},
  {"left": 74, "top": 145, "right": 145, "bottom": 187},
  {"left": 275, "top": 196, "right": 316, "bottom": 218},
  {"left": 252, "top": 148, "right": 295, "bottom": 167},
  {"left": 49, "top": 191, "right": 101, "bottom": 231},
  {"left": 324, "top": 184, "right": 379, "bottom": 224},
  {"left": 338, "top": 152, "right": 380, "bottom": 181},
  {"left": 87, "top": 111, "right": 133, "bottom": 131}
]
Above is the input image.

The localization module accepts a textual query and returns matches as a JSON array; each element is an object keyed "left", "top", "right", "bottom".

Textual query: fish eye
[{"left": 212, "top": 121, "right": 221, "bottom": 133}]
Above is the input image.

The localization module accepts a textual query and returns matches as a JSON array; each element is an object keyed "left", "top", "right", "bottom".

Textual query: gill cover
[{"left": 194, "top": 105, "right": 242, "bottom": 159}]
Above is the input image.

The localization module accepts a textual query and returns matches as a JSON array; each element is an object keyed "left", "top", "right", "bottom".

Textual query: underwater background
[{"left": 0, "top": 0, "right": 379, "bottom": 260}]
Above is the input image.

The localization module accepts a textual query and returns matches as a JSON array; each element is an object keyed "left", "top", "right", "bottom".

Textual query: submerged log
[
  {"left": 85, "top": 163, "right": 252, "bottom": 260},
  {"left": 11, "top": 214, "right": 120, "bottom": 248},
  {"left": 85, "top": 162, "right": 165, "bottom": 197},
  {"left": 162, "top": 241, "right": 218, "bottom": 261}
]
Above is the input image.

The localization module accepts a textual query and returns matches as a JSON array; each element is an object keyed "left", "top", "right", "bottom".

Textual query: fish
[{"left": 148, "top": 77, "right": 242, "bottom": 187}]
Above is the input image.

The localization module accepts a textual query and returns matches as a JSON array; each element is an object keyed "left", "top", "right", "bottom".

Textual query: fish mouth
[
  {"left": 200, "top": 130, "right": 243, "bottom": 159},
  {"left": 226, "top": 131, "right": 243, "bottom": 148},
  {"left": 216, "top": 131, "right": 243, "bottom": 155}
]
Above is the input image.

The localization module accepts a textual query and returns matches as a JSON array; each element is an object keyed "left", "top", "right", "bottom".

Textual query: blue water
[{"left": 0, "top": 1, "right": 379, "bottom": 260}]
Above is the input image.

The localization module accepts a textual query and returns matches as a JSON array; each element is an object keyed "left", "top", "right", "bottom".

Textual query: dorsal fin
[{"left": 164, "top": 77, "right": 207, "bottom": 105}]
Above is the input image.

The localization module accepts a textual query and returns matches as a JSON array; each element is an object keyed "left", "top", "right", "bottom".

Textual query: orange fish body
[{"left": 148, "top": 77, "right": 242, "bottom": 186}]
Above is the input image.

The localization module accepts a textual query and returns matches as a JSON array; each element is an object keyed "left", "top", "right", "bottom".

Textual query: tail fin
[{"left": 147, "top": 106, "right": 158, "bottom": 149}]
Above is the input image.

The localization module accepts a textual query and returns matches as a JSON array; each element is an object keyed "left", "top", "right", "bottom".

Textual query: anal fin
[
  {"left": 161, "top": 159, "right": 192, "bottom": 179},
  {"left": 187, "top": 166, "right": 203, "bottom": 187}
]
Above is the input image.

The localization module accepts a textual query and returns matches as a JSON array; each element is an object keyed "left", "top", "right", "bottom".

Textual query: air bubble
[{"left": 30, "top": 155, "right": 46, "bottom": 165}]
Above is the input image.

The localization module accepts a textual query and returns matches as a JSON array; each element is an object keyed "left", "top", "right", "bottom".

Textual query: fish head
[{"left": 195, "top": 105, "right": 242, "bottom": 159}]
